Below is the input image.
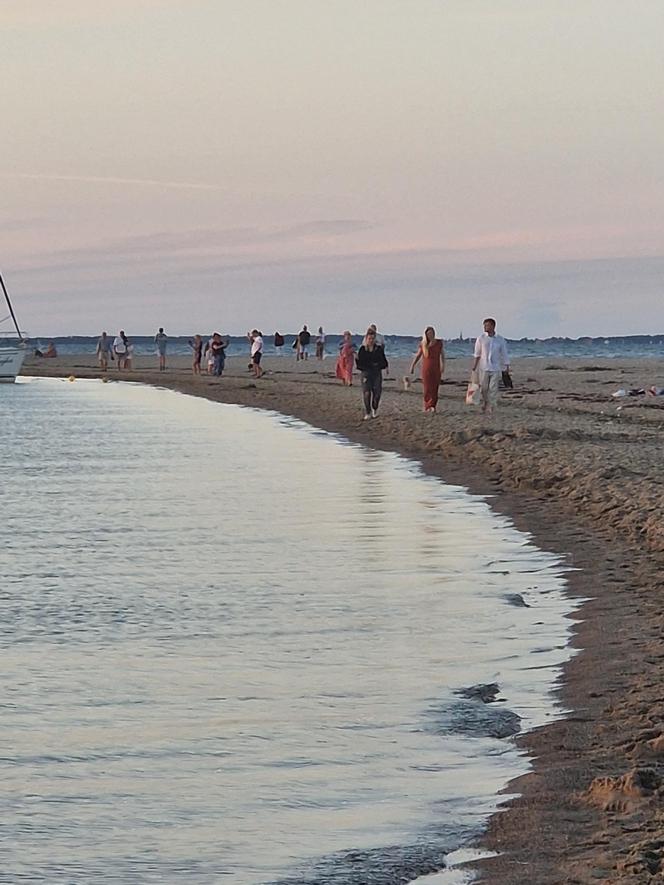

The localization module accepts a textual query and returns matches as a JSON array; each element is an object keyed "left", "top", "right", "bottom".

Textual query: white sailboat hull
[{"left": 0, "top": 344, "right": 27, "bottom": 382}]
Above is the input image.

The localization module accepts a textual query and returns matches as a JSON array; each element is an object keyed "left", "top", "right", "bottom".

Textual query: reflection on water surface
[{"left": 0, "top": 379, "right": 574, "bottom": 884}]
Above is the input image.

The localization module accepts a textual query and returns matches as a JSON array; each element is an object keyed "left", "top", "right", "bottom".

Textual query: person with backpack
[{"left": 298, "top": 325, "right": 311, "bottom": 360}]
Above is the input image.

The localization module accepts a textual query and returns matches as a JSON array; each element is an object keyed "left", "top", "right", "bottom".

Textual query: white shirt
[
  {"left": 474, "top": 332, "right": 509, "bottom": 372},
  {"left": 113, "top": 336, "right": 126, "bottom": 353},
  {"left": 251, "top": 335, "right": 263, "bottom": 356}
]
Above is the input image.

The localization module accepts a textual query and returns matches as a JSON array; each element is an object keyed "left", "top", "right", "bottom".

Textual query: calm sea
[
  {"left": 29, "top": 333, "right": 664, "bottom": 360},
  {"left": 1, "top": 379, "right": 576, "bottom": 884}
]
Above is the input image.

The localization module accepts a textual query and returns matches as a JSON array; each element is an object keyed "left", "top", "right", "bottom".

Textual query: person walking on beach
[
  {"left": 298, "top": 325, "right": 311, "bottom": 360},
  {"left": 274, "top": 332, "right": 285, "bottom": 355},
  {"left": 113, "top": 330, "right": 127, "bottom": 371},
  {"left": 188, "top": 334, "right": 203, "bottom": 374},
  {"left": 472, "top": 318, "right": 510, "bottom": 415},
  {"left": 155, "top": 327, "right": 168, "bottom": 371},
  {"left": 368, "top": 323, "right": 385, "bottom": 347},
  {"left": 315, "top": 326, "right": 325, "bottom": 360},
  {"left": 356, "top": 327, "right": 388, "bottom": 419},
  {"left": 410, "top": 326, "right": 445, "bottom": 413},
  {"left": 96, "top": 331, "right": 112, "bottom": 372},
  {"left": 335, "top": 331, "right": 355, "bottom": 386},
  {"left": 125, "top": 334, "right": 134, "bottom": 370},
  {"left": 250, "top": 329, "right": 264, "bottom": 378}
]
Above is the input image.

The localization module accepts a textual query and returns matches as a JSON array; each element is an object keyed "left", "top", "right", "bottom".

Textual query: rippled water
[{"left": 1, "top": 379, "right": 575, "bottom": 884}]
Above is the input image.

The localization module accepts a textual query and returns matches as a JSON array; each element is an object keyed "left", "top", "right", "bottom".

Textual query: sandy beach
[{"left": 26, "top": 351, "right": 664, "bottom": 884}]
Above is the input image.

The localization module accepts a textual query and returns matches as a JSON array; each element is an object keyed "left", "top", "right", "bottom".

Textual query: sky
[{"left": 2, "top": 0, "right": 663, "bottom": 337}]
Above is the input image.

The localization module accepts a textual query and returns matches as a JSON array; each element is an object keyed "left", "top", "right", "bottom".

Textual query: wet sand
[{"left": 26, "top": 352, "right": 664, "bottom": 883}]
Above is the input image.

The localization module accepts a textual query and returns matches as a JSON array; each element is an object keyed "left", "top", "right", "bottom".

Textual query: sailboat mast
[{"left": 0, "top": 271, "right": 23, "bottom": 339}]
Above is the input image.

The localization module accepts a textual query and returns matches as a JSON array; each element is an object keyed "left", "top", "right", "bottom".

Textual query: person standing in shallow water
[
  {"left": 356, "top": 327, "right": 388, "bottom": 419},
  {"left": 410, "top": 326, "right": 445, "bottom": 413},
  {"left": 155, "top": 327, "right": 168, "bottom": 371},
  {"left": 472, "top": 317, "right": 510, "bottom": 415}
]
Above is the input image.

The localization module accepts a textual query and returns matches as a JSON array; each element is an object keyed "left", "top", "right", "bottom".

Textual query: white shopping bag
[{"left": 465, "top": 371, "right": 480, "bottom": 406}]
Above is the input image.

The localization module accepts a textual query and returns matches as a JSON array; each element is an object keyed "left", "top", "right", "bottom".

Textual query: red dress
[
  {"left": 335, "top": 342, "right": 355, "bottom": 384},
  {"left": 421, "top": 339, "right": 443, "bottom": 410}
]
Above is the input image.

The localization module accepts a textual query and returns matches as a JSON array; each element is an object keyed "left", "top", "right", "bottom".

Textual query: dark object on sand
[{"left": 501, "top": 370, "right": 513, "bottom": 389}]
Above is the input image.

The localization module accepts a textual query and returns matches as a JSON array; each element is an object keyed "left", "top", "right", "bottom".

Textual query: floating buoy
[{"left": 67, "top": 375, "right": 76, "bottom": 382}]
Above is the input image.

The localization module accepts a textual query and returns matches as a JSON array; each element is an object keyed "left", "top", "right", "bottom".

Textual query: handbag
[
  {"left": 465, "top": 371, "right": 481, "bottom": 406},
  {"left": 501, "top": 370, "right": 513, "bottom": 389}
]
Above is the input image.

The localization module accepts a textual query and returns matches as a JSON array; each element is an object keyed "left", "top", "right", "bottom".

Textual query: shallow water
[{"left": 1, "top": 379, "right": 576, "bottom": 883}]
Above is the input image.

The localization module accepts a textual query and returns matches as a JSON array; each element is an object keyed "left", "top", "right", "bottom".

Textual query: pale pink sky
[{"left": 2, "top": 0, "right": 663, "bottom": 336}]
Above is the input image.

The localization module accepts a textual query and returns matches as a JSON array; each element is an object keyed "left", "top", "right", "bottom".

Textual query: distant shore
[{"left": 25, "top": 352, "right": 664, "bottom": 883}]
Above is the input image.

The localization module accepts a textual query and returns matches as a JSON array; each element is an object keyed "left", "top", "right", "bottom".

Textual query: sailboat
[{"left": 0, "top": 270, "right": 28, "bottom": 383}]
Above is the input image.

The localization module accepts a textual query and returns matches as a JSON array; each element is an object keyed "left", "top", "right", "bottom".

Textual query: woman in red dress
[
  {"left": 335, "top": 330, "right": 356, "bottom": 386},
  {"left": 410, "top": 326, "right": 445, "bottom": 412}
]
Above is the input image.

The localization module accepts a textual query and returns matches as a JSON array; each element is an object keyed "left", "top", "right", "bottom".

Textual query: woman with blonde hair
[
  {"left": 410, "top": 326, "right": 445, "bottom": 412},
  {"left": 335, "top": 330, "right": 355, "bottom": 386}
]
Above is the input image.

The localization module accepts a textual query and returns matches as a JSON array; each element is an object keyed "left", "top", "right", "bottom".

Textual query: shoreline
[{"left": 24, "top": 354, "right": 664, "bottom": 883}]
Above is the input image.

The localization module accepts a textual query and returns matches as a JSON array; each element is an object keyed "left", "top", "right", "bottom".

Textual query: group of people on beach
[
  {"left": 188, "top": 333, "right": 230, "bottom": 377},
  {"left": 95, "top": 330, "right": 135, "bottom": 371},
  {"left": 335, "top": 318, "right": 509, "bottom": 417},
  {"left": 272, "top": 326, "right": 326, "bottom": 360},
  {"left": 95, "top": 318, "right": 511, "bottom": 417}
]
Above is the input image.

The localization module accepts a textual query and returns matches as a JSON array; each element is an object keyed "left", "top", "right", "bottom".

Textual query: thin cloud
[
  {"left": 8, "top": 219, "right": 376, "bottom": 271},
  {"left": 1, "top": 1, "right": 186, "bottom": 26},
  {"left": 2, "top": 172, "right": 223, "bottom": 192}
]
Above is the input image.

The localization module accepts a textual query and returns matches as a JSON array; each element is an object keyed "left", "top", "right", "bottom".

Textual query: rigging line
[{"left": 0, "top": 272, "right": 23, "bottom": 339}]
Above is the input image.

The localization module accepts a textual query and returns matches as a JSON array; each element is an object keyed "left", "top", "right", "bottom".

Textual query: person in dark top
[
  {"left": 356, "top": 327, "right": 388, "bottom": 419},
  {"left": 211, "top": 333, "right": 227, "bottom": 376},
  {"left": 274, "top": 332, "right": 285, "bottom": 355},
  {"left": 298, "top": 325, "right": 311, "bottom": 360}
]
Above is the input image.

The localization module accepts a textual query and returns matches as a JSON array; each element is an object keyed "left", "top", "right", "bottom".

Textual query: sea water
[
  {"left": 0, "top": 379, "right": 576, "bottom": 884},
  {"left": 32, "top": 332, "right": 664, "bottom": 360}
]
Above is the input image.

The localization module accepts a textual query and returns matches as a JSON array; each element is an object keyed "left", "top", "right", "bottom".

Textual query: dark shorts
[{"left": 252, "top": 352, "right": 262, "bottom": 365}]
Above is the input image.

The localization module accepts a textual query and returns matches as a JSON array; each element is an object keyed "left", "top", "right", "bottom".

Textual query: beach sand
[{"left": 26, "top": 352, "right": 664, "bottom": 883}]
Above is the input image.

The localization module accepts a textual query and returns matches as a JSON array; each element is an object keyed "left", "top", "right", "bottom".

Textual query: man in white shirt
[
  {"left": 250, "top": 329, "right": 264, "bottom": 378},
  {"left": 113, "top": 330, "right": 127, "bottom": 371},
  {"left": 471, "top": 318, "right": 510, "bottom": 414}
]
